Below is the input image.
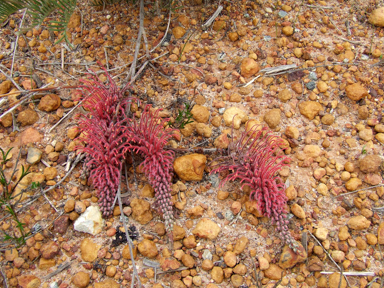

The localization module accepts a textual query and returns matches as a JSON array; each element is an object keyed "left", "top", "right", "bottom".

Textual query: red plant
[
  {"left": 125, "top": 106, "right": 175, "bottom": 234},
  {"left": 76, "top": 69, "right": 175, "bottom": 234},
  {"left": 211, "top": 125, "right": 297, "bottom": 249},
  {"left": 76, "top": 70, "right": 132, "bottom": 216}
]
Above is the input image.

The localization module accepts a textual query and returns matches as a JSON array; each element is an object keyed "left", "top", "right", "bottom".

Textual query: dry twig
[
  {"left": 117, "top": 174, "right": 142, "bottom": 288},
  {"left": 10, "top": 10, "right": 27, "bottom": 77},
  {"left": 202, "top": 5, "right": 223, "bottom": 30},
  {"left": 309, "top": 231, "right": 351, "bottom": 287}
]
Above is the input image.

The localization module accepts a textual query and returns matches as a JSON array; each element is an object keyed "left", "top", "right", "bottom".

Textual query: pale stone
[
  {"left": 192, "top": 218, "right": 221, "bottom": 240},
  {"left": 74, "top": 206, "right": 104, "bottom": 235},
  {"left": 223, "top": 107, "right": 248, "bottom": 129}
]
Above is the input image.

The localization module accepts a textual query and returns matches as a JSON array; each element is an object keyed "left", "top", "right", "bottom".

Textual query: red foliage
[
  {"left": 76, "top": 69, "right": 175, "bottom": 233},
  {"left": 125, "top": 106, "right": 175, "bottom": 233},
  {"left": 211, "top": 125, "right": 296, "bottom": 248},
  {"left": 76, "top": 70, "right": 132, "bottom": 216}
]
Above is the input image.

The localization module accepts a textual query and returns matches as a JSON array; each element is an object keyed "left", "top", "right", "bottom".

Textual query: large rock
[
  {"left": 307, "top": 256, "right": 324, "bottom": 271},
  {"left": 345, "top": 83, "right": 368, "bottom": 101},
  {"left": 173, "top": 153, "right": 206, "bottom": 181},
  {"left": 74, "top": 206, "right": 104, "bottom": 235},
  {"left": 329, "top": 272, "right": 347, "bottom": 288},
  {"left": 5, "top": 249, "right": 18, "bottom": 261},
  {"left": 72, "top": 272, "right": 90, "bottom": 288},
  {"left": 369, "top": 7, "right": 384, "bottom": 27},
  {"left": 53, "top": 215, "right": 70, "bottom": 234},
  {"left": 264, "top": 109, "right": 281, "bottom": 129},
  {"left": 39, "top": 259, "right": 55, "bottom": 270},
  {"left": 27, "top": 147, "right": 42, "bottom": 164},
  {"left": 17, "top": 275, "right": 41, "bottom": 288},
  {"left": 173, "top": 26, "right": 186, "bottom": 39},
  {"left": 130, "top": 198, "right": 153, "bottom": 224},
  {"left": 278, "top": 242, "right": 307, "bottom": 269},
  {"left": 359, "top": 155, "right": 382, "bottom": 173},
  {"left": 345, "top": 178, "right": 362, "bottom": 191},
  {"left": 0, "top": 80, "right": 12, "bottom": 94},
  {"left": 211, "top": 266, "right": 224, "bottom": 283},
  {"left": 347, "top": 215, "right": 371, "bottom": 230},
  {"left": 378, "top": 222, "right": 384, "bottom": 244},
  {"left": 359, "top": 128, "right": 373, "bottom": 141},
  {"left": 291, "top": 203, "right": 305, "bottom": 219},
  {"left": 303, "top": 145, "right": 322, "bottom": 158},
  {"left": 191, "top": 105, "right": 210, "bottom": 123},
  {"left": 233, "top": 236, "right": 248, "bottom": 254},
  {"left": 298, "top": 101, "right": 323, "bottom": 120},
  {"left": 278, "top": 89, "right": 292, "bottom": 102},
  {"left": 264, "top": 264, "right": 283, "bottom": 280},
  {"left": 40, "top": 241, "right": 60, "bottom": 259},
  {"left": 80, "top": 238, "right": 100, "bottom": 262},
  {"left": 223, "top": 107, "right": 248, "bottom": 129},
  {"left": 192, "top": 218, "right": 221, "bottom": 240},
  {"left": 19, "top": 128, "right": 43, "bottom": 145},
  {"left": 38, "top": 94, "right": 61, "bottom": 111},
  {"left": 0, "top": 113, "right": 12, "bottom": 127},
  {"left": 17, "top": 109, "right": 39, "bottom": 126},
  {"left": 68, "top": 12, "right": 81, "bottom": 28},
  {"left": 138, "top": 239, "right": 158, "bottom": 258},
  {"left": 240, "top": 58, "right": 260, "bottom": 78}
]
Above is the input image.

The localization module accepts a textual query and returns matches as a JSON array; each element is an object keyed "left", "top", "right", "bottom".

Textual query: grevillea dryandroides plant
[
  {"left": 210, "top": 125, "right": 298, "bottom": 251},
  {"left": 76, "top": 68, "right": 175, "bottom": 234},
  {"left": 125, "top": 106, "right": 175, "bottom": 234},
  {"left": 77, "top": 70, "right": 132, "bottom": 216}
]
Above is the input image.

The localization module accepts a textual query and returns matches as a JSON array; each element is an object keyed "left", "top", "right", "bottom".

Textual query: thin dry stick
[
  {"left": 238, "top": 75, "right": 261, "bottom": 87},
  {"left": 320, "top": 271, "right": 375, "bottom": 276},
  {"left": 42, "top": 189, "right": 58, "bottom": 213},
  {"left": 44, "top": 261, "right": 72, "bottom": 280},
  {"left": 177, "top": 63, "right": 204, "bottom": 76},
  {"left": 0, "top": 67, "right": 24, "bottom": 91},
  {"left": 48, "top": 100, "right": 84, "bottom": 133},
  {"left": 10, "top": 10, "right": 27, "bottom": 77},
  {"left": 157, "top": 267, "right": 189, "bottom": 274},
  {"left": 309, "top": 231, "right": 351, "bottom": 287},
  {"left": 104, "top": 47, "right": 109, "bottom": 70},
  {"left": 0, "top": 267, "right": 7, "bottom": 288},
  {"left": 202, "top": 5, "right": 223, "bottom": 30},
  {"left": 305, "top": 4, "right": 334, "bottom": 9},
  {"left": 117, "top": 175, "right": 142, "bottom": 288},
  {"left": 128, "top": 60, "right": 149, "bottom": 86},
  {"left": 141, "top": 28, "right": 151, "bottom": 59},
  {"left": 0, "top": 84, "right": 76, "bottom": 98},
  {"left": 61, "top": 45, "right": 65, "bottom": 70},
  {"left": 341, "top": 184, "right": 384, "bottom": 196},
  {"left": 335, "top": 36, "right": 363, "bottom": 45},
  {"left": 150, "top": 9, "right": 171, "bottom": 52},
  {"left": 130, "top": 0, "right": 144, "bottom": 81},
  {"left": 0, "top": 83, "right": 54, "bottom": 119}
]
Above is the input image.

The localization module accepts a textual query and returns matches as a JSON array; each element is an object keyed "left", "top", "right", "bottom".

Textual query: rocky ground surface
[{"left": 0, "top": 0, "right": 384, "bottom": 287}]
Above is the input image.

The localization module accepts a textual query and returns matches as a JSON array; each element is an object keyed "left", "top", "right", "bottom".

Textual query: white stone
[{"left": 74, "top": 206, "right": 104, "bottom": 235}]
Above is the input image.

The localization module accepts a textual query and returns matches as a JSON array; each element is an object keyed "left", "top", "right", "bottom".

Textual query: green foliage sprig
[
  {"left": 168, "top": 102, "right": 193, "bottom": 129},
  {"left": 0, "top": 147, "right": 32, "bottom": 248},
  {"left": 0, "top": 0, "right": 77, "bottom": 44}
]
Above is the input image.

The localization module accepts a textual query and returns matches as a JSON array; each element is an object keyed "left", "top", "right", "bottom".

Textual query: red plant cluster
[
  {"left": 77, "top": 71, "right": 132, "bottom": 216},
  {"left": 125, "top": 106, "right": 175, "bottom": 233},
  {"left": 211, "top": 125, "right": 297, "bottom": 249},
  {"left": 76, "top": 70, "right": 175, "bottom": 233}
]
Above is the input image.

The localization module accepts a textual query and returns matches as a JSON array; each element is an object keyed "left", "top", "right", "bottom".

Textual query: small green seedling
[{"left": 169, "top": 102, "right": 194, "bottom": 129}]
